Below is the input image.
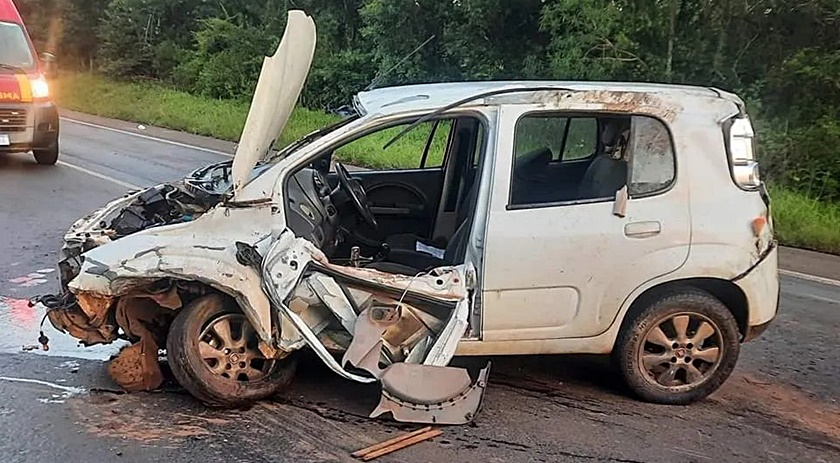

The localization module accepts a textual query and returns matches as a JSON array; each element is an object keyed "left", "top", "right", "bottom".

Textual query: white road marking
[
  {"left": 779, "top": 269, "right": 840, "bottom": 288},
  {"left": 61, "top": 117, "right": 233, "bottom": 157},
  {"left": 0, "top": 376, "right": 86, "bottom": 395},
  {"left": 800, "top": 293, "right": 840, "bottom": 305},
  {"left": 57, "top": 160, "right": 141, "bottom": 190}
]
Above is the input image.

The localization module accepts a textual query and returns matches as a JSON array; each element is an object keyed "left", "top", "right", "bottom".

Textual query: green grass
[
  {"left": 769, "top": 186, "right": 840, "bottom": 254},
  {"left": 55, "top": 73, "right": 337, "bottom": 147},
  {"left": 55, "top": 73, "right": 442, "bottom": 169},
  {"left": 54, "top": 74, "right": 840, "bottom": 254}
]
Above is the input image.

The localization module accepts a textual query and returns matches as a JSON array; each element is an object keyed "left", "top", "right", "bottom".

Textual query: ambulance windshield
[{"left": 0, "top": 22, "right": 35, "bottom": 70}]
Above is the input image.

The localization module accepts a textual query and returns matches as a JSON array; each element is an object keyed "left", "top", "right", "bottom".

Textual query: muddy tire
[
  {"left": 33, "top": 143, "right": 59, "bottom": 165},
  {"left": 166, "top": 293, "right": 296, "bottom": 407},
  {"left": 614, "top": 288, "right": 740, "bottom": 405}
]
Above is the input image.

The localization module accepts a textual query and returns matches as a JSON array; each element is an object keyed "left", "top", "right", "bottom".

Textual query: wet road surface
[{"left": 0, "top": 112, "right": 839, "bottom": 463}]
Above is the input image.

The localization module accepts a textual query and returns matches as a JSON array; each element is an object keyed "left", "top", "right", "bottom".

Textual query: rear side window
[
  {"left": 0, "top": 22, "right": 35, "bottom": 70},
  {"left": 628, "top": 116, "right": 676, "bottom": 196},
  {"left": 510, "top": 113, "right": 675, "bottom": 207},
  {"left": 514, "top": 115, "right": 598, "bottom": 162}
]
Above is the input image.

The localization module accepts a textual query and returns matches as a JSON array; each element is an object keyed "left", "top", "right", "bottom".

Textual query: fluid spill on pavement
[
  {"left": 68, "top": 393, "right": 229, "bottom": 445},
  {"left": 715, "top": 372, "right": 840, "bottom": 444},
  {"left": 0, "top": 296, "right": 127, "bottom": 360}
]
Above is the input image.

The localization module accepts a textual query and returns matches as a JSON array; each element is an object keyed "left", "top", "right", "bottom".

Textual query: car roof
[
  {"left": 354, "top": 80, "right": 741, "bottom": 116},
  {"left": 0, "top": 0, "right": 24, "bottom": 24}
]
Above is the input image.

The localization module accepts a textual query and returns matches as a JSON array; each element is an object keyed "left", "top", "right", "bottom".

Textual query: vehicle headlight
[{"left": 29, "top": 75, "right": 50, "bottom": 99}]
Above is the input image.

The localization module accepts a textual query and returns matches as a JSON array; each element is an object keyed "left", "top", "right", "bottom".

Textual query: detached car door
[{"left": 480, "top": 104, "right": 691, "bottom": 341}]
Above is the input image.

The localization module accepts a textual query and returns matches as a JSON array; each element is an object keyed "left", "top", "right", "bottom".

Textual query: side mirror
[{"left": 39, "top": 52, "right": 57, "bottom": 79}]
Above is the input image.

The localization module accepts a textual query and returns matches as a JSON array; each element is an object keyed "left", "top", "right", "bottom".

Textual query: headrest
[{"left": 600, "top": 118, "right": 631, "bottom": 159}]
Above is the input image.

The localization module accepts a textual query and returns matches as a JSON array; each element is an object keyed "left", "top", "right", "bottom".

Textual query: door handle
[{"left": 624, "top": 221, "right": 661, "bottom": 237}]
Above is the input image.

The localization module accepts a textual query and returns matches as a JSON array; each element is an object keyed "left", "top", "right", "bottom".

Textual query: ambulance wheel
[{"left": 34, "top": 143, "right": 59, "bottom": 165}]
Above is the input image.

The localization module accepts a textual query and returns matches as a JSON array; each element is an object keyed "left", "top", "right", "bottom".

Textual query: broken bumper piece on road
[{"left": 37, "top": 228, "right": 490, "bottom": 426}]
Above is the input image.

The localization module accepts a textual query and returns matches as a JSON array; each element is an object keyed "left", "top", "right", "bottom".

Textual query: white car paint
[
  {"left": 480, "top": 103, "right": 692, "bottom": 342},
  {"left": 231, "top": 10, "right": 316, "bottom": 200},
  {"left": 55, "top": 52, "right": 778, "bottom": 388}
]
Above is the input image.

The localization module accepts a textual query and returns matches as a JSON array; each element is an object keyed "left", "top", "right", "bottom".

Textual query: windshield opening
[
  {"left": 263, "top": 113, "right": 360, "bottom": 164},
  {"left": 245, "top": 113, "right": 361, "bottom": 186},
  {"left": 0, "top": 22, "right": 36, "bottom": 71}
]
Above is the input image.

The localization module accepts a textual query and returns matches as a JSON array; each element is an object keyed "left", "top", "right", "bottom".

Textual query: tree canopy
[{"left": 16, "top": 0, "right": 840, "bottom": 199}]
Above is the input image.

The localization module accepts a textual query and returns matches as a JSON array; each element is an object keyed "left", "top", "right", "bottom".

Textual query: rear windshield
[{"left": 0, "top": 21, "right": 36, "bottom": 70}]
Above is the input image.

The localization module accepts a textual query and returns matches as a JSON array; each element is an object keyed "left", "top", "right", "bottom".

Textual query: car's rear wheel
[
  {"left": 614, "top": 288, "right": 740, "bottom": 405},
  {"left": 166, "top": 293, "right": 296, "bottom": 407},
  {"left": 33, "top": 143, "right": 59, "bottom": 165}
]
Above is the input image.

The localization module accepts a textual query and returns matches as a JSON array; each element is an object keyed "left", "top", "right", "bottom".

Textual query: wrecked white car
[{"left": 37, "top": 10, "right": 779, "bottom": 424}]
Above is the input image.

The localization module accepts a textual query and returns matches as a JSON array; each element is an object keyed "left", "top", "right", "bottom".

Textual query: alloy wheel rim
[
  {"left": 198, "top": 313, "right": 273, "bottom": 382},
  {"left": 637, "top": 312, "right": 724, "bottom": 390}
]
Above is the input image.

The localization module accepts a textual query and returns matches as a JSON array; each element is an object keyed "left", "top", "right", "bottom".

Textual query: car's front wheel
[
  {"left": 614, "top": 288, "right": 740, "bottom": 405},
  {"left": 166, "top": 293, "right": 296, "bottom": 407}
]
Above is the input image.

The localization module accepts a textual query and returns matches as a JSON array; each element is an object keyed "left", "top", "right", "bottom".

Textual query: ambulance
[{"left": 0, "top": 0, "right": 59, "bottom": 165}]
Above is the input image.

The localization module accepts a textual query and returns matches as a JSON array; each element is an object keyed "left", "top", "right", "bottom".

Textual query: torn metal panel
[
  {"left": 423, "top": 294, "right": 471, "bottom": 367},
  {"left": 46, "top": 300, "right": 119, "bottom": 346},
  {"left": 306, "top": 274, "right": 358, "bottom": 334},
  {"left": 261, "top": 230, "right": 472, "bottom": 386},
  {"left": 262, "top": 232, "right": 377, "bottom": 383},
  {"left": 342, "top": 307, "right": 393, "bottom": 377},
  {"left": 278, "top": 292, "right": 333, "bottom": 351},
  {"left": 370, "top": 362, "right": 491, "bottom": 425},
  {"left": 321, "top": 263, "right": 468, "bottom": 301}
]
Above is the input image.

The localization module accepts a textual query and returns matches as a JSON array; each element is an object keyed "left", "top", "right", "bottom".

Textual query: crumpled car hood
[{"left": 231, "top": 10, "right": 316, "bottom": 200}]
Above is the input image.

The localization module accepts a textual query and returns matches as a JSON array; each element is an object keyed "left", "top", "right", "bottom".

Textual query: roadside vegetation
[
  {"left": 55, "top": 73, "right": 333, "bottom": 147},
  {"left": 19, "top": 0, "right": 840, "bottom": 254},
  {"left": 769, "top": 187, "right": 840, "bottom": 254},
  {"left": 55, "top": 74, "right": 448, "bottom": 169}
]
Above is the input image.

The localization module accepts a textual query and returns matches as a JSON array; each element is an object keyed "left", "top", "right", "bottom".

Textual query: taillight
[{"left": 728, "top": 116, "right": 761, "bottom": 189}]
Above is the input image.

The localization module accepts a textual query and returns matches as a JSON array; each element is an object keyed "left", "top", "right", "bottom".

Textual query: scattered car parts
[{"left": 352, "top": 426, "right": 443, "bottom": 461}]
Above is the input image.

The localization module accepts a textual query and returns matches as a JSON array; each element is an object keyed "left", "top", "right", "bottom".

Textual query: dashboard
[{"left": 286, "top": 167, "right": 341, "bottom": 254}]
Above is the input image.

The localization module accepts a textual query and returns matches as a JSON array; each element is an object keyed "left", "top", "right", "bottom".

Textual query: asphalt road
[{"left": 1, "top": 113, "right": 839, "bottom": 463}]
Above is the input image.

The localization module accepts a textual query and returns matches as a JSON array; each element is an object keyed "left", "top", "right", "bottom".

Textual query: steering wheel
[{"left": 335, "top": 162, "right": 378, "bottom": 229}]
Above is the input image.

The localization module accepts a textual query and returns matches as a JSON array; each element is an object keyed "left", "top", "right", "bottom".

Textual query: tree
[{"left": 14, "top": 0, "right": 840, "bottom": 199}]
